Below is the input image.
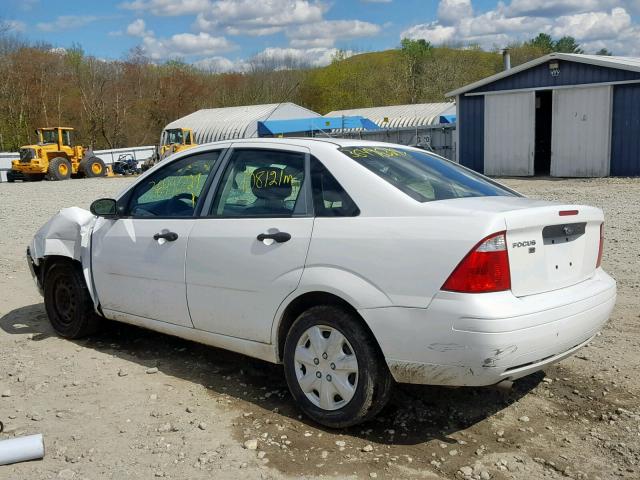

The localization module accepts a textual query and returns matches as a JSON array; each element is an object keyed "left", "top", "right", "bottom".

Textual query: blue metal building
[{"left": 447, "top": 53, "right": 640, "bottom": 177}]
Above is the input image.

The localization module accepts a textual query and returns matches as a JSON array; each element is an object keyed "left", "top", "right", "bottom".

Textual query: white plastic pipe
[{"left": 0, "top": 434, "right": 45, "bottom": 465}]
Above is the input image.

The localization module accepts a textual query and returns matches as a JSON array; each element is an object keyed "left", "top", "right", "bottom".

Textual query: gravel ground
[{"left": 0, "top": 176, "right": 639, "bottom": 480}]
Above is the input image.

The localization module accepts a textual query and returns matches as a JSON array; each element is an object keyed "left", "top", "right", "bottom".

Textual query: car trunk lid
[{"left": 504, "top": 205, "right": 603, "bottom": 297}]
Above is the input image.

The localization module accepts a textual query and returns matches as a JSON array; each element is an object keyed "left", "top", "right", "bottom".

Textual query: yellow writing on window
[{"left": 250, "top": 169, "right": 293, "bottom": 189}]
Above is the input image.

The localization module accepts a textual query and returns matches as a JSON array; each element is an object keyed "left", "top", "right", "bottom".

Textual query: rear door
[
  {"left": 484, "top": 91, "right": 535, "bottom": 176},
  {"left": 551, "top": 86, "right": 612, "bottom": 177},
  {"left": 186, "top": 144, "right": 313, "bottom": 343}
]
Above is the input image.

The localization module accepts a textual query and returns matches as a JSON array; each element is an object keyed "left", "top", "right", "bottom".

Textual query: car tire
[
  {"left": 283, "top": 305, "right": 393, "bottom": 428},
  {"left": 81, "top": 156, "right": 107, "bottom": 178},
  {"left": 48, "top": 157, "right": 71, "bottom": 181},
  {"left": 44, "top": 261, "right": 100, "bottom": 338}
]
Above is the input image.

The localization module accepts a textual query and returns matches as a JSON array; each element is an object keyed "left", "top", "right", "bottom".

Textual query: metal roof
[
  {"left": 257, "top": 116, "right": 380, "bottom": 136},
  {"left": 164, "top": 102, "right": 321, "bottom": 143},
  {"left": 447, "top": 53, "right": 640, "bottom": 97},
  {"left": 324, "top": 102, "right": 456, "bottom": 128}
]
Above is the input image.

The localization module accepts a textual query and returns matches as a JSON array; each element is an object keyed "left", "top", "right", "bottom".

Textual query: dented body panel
[{"left": 28, "top": 207, "right": 98, "bottom": 306}]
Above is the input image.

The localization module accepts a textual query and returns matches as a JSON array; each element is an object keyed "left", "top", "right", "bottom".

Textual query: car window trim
[
  {"left": 118, "top": 148, "right": 228, "bottom": 220},
  {"left": 198, "top": 146, "right": 314, "bottom": 219}
]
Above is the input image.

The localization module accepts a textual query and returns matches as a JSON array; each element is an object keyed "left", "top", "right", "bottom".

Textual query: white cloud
[
  {"left": 126, "top": 18, "right": 153, "bottom": 37},
  {"left": 120, "top": 0, "right": 212, "bottom": 16},
  {"left": 250, "top": 47, "right": 353, "bottom": 69},
  {"left": 507, "top": 0, "right": 623, "bottom": 17},
  {"left": 193, "top": 56, "right": 246, "bottom": 72},
  {"left": 36, "top": 15, "right": 98, "bottom": 32},
  {"left": 551, "top": 7, "right": 632, "bottom": 41},
  {"left": 141, "top": 32, "right": 235, "bottom": 60},
  {"left": 287, "top": 20, "right": 381, "bottom": 48},
  {"left": 402, "top": 23, "right": 457, "bottom": 44},
  {"left": 402, "top": 0, "right": 640, "bottom": 55},
  {"left": 195, "top": 0, "right": 327, "bottom": 36},
  {"left": 360, "top": 0, "right": 392, "bottom": 2},
  {"left": 437, "top": 0, "right": 473, "bottom": 26}
]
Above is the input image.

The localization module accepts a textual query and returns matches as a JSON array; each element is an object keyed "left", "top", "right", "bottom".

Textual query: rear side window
[
  {"left": 210, "top": 149, "right": 306, "bottom": 217},
  {"left": 310, "top": 157, "right": 359, "bottom": 217},
  {"left": 339, "top": 146, "right": 517, "bottom": 202}
]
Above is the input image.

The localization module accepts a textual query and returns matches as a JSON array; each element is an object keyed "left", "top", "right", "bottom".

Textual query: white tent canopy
[
  {"left": 164, "top": 102, "right": 321, "bottom": 144},
  {"left": 325, "top": 102, "right": 456, "bottom": 129}
]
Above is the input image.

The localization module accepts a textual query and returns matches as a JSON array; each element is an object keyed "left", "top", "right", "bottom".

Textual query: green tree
[
  {"left": 527, "top": 33, "right": 555, "bottom": 53},
  {"left": 596, "top": 48, "right": 612, "bottom": 56},
  {"left": 400, "top": 38, "right": 433, "bottom": 103},
  {"left": 554, "top": 36, "right": 583, "bottom": 54}
]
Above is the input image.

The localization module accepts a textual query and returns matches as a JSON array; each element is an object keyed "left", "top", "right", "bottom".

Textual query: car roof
[{"left": 192, "top": 137, "right": 414, "bottom": 150}]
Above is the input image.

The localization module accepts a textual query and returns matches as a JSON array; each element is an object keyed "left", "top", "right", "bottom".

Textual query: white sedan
[{"left": 27, "top": 138, "right": 616, "bottom": 427}]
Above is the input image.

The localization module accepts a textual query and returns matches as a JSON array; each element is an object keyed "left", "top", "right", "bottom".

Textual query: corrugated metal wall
[
  {"left": 484, "top": 92, "right": 535, "bottom": 176},
  {"left": 551, "top": 86, "right": 612, "bottom": 177},
  {"left": 470, "top": 60, "right": 640, "bottom": 94},
  {"left": 330, "top": 124, "right": 456, "bottom": 160},
  {"left": 611, "top": 84, "right": 640, "bottom": 176},
  {"left": 458, "top": 95, "right": 484, "bottom": 172}
]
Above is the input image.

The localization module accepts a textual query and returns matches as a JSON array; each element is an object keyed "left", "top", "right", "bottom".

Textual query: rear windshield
[{"left": 339, "top": 146, "right": 517, "bottom": 202}]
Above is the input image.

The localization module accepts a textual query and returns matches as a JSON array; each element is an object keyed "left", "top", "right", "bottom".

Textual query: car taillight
[
  {"left": 442, "top": 231, "right": 511, "bottom": 293},
  {"left": 596, "top": 223, "right": 604, "bottom": 268}
]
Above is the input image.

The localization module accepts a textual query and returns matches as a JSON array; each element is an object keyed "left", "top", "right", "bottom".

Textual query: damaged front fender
[{"left": 29, "top": 207, "right": 98, "bottom": 307}]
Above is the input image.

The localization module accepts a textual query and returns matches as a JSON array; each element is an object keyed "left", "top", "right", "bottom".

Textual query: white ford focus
[{"left": 28, "top": 138, "right": 616, "bottom": 427}]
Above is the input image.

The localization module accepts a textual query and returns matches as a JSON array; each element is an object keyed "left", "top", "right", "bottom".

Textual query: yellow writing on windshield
[{"left": 345, "top": 147, "right": 410, "bottom": 159}]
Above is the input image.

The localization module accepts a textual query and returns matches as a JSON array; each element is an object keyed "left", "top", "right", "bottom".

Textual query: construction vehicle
[
  {"left": 7, "top": 127, "right": 106, "bottom": 182},
  {"left": 142, "top": 127, "right": 197, "bottom": 171}
]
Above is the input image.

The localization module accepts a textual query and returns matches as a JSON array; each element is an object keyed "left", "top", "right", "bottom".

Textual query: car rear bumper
[{"left": 360, "top": 269, "right": 616, "bottom": 386}]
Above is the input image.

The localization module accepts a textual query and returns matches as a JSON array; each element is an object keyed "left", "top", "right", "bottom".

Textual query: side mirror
[{"left": 90, "top": 198, "right": 117, "bottom": 217}]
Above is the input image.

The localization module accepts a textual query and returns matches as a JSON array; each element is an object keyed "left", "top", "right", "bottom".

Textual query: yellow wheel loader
[
  {"left": 8, "top": 127, "right": 106, "bottom": 182},
  {"left": 142, "top": 127, "right": 197, "bottom": 171}
]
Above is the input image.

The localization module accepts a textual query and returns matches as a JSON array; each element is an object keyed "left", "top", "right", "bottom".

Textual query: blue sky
[{"left": 3, "top": 0, "right": 639, "bottom": 71}]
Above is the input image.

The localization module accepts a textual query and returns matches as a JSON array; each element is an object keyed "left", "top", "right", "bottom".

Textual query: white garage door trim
[
  {"left": 484, "top": 91, "right": 535, "bottom": 176},
  {"left": 551, "top": 86, "right": 612, "bottom": 177}
]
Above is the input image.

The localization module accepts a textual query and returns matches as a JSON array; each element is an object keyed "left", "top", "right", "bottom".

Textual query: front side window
[
  {"left": 165, "top": 129, "right": 184, "bottom": 145},
  {"left": 339, "top": 146, "right": 518, "bottom": 202},
  {"left": 41, "top": 130, "right": 57, "bottom": 144},
  {"left": 210, "top": 149, "right": 306, "bottom": 217},
  {"left": 128, "top": 151, "right": 221, "bottom": 217}
]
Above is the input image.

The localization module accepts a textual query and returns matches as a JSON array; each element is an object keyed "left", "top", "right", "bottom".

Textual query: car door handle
[
  {"left": 153, "top": 231, "right": 179, "bottom": 242},
  {"left": 257, "top": 232, "right": 291, "bottom": 243}
]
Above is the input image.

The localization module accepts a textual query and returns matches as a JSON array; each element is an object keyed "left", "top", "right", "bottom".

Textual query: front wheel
[
  {"left": 44, "top": 261, "right": 100, "bottom": 338},
  {"left": 283, "top": 305, "right": 393, "bottom": 428},
  {"left": 48, "top": 157, "right": 71, "bottom": 181},
  {"left": 82, "top": 156, "right": 106, "bottom": 178}
]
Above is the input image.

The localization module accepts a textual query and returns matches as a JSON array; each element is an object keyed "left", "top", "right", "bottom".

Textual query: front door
[
  {"left": 186, "top": 145, "right": 313, "bottom": 343},
  {"left": 92, "top": 150, "right": 223, "bottom": 326}
]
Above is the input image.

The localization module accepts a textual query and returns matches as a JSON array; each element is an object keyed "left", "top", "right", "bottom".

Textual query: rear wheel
[
  {"left": 283, "top": 305, "right": 393, "bottom": 428},
  {"left": 48, "top": 157, "right": 71, "bottom": 181},
  {"left": 44, "top": 261, "right": 100, "bottom": 338},
  {"left": 81, "top": 156, "right": 106, "bottom": 178}
]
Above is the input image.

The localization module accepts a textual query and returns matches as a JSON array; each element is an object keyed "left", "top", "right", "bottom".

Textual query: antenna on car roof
[{"left": 263, "top": 82, "right": 300, "bottom": 124}]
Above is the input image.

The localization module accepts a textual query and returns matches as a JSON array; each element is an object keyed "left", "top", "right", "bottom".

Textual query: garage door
[
  {"left": 483, "top": 91, "right": 535, "bottom": 176},
  {"left": 551, "top": 86, "right": 612, "bottom": 177}
]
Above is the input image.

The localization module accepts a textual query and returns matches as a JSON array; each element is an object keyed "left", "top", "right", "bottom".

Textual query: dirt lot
[{"left": 1, "top": 176, "right": 639, "bottom": 480}]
